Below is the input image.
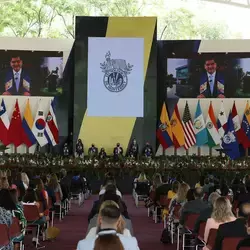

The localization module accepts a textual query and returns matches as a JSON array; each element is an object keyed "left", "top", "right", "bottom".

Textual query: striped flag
[
  {"left": 182, "top": 102, "right": 196, "bottom": 149},
  {"left": 44, "top": 99, "right": 59, "bottom": 146}
]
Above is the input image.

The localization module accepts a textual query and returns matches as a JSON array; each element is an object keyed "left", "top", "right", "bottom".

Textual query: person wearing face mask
[
  {"left": 196, "top": 57, "right": 225, "bottom": 98},
  {"left": 128, "top": 139, "right": 139, "bottom": 159},
  {"left": 99, "top": 148, "right": 107, "bottom": 159},
  {"left": 63, "top": 143, "right": 69, "bottom": 157},
  {"left": 88, "top": 144, "right": 98, "bottom": 158},
  {"left": 75, "top": 139, "right": 84, "bottom": 158},
  {"left": 142, "top": 142, "right": 153, "bottom": 158},
  {"left": 113, "top": 143, "right": 123, "bottom": 161}
]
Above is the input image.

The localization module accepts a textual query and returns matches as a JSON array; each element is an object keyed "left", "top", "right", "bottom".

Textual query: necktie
[
  {"left": 15, "top": 72, "right": 19, "bottom": 92},
  {"left": 209, "top": 75, "right": 213, "bottom": 94}
]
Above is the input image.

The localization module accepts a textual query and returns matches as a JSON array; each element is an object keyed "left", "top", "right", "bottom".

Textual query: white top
[
  {"left": 86, "top": 227, "right": 131, "bottom": 239},
  {"left": 207, "top": 71, "right": 216, "bottom": 94},
  {"left": 77, "top": 230, "right": 139, "bottom": 250},
  {"left": 99, "top": 188, "right": 122, "bottom": 198}
]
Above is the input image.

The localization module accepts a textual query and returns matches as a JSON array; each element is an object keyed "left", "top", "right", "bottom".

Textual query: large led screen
[
  {"left": 0, "top": 51, "right": 63, "bottom": 96},
  {"left": 167, "top": 55, "right": 250, "bottom": 99}
]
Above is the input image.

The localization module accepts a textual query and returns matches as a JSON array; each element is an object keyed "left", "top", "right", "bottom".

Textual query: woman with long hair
[
  {"left": 0, "top": 176, "right": 9, "bottom": 190},
  {"left": 36, "top": 179, "right": 49, "bottom": 216},
  {"left": 48, "top": 174, "right": 63, "bottom": 201},
  {"left": 21, "top": 172, "right": 29, "bottom": 190},
  {"left": 203, "top": 197, "right": 236, "bottom": 250},
  {"left": 86, "top": 200, "right": 131, "bottom": 239}
]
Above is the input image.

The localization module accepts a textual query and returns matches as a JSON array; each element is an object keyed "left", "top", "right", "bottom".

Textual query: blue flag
[
  {"left": 221, "top": 111, "right": 240, "bottom": 160},
  {"left": 193, "top": 100, "right": 208, "bottom": 146}
]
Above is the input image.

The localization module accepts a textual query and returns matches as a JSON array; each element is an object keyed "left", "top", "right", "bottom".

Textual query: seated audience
[
  {"left": 9, "top": 189, "right": 27, "bottom": 250},
  {"left": 86, "top": 200, "right": 131, "bottom": 238},
  {"left": 203, "top": 197, "right": 236, "bottom": 250},
  {"left": 77, "top": 204, "right": 139, "bottom": 250},
  {"left": 203, "top": 178, "right": 214, "bottom": 194},
  {"left": 21, "top": 172, "right": 29, "bottom": 190},
  {"left": 0, "top": 176, "right": 9, "bottom": 190},
  {"left": 167, "top": 181, "right": 179, "bottom": 200},
  {"left": 134, "top": 173, "right": 148, "bottom": 189},
  {"left": 179, "top": 188, "right": 208, "bottom": 225},
  {"left": 216, "top": 180, "right": 233, "bottom": 201},
  {"left": 237, "top": 180, "right": 250, "bottom": 207},
  {"left": 99, "top": 178, "right": 122, "bottom": 197},
  {"left": 154, "top": 176, "right": 170, "bottom": 203},
  {"left": 194, "top": 192, "right": 220, "bottom": 233},
  {"left": 41, "top": 175, "right": 56, "bottom": 205},
  {"left": 71, "top": 172, "right": 85, "bottom": 193},
  {"left": 0, "top": 189, "right": 16, "bottom": 250},
  {"left": 195, "top": 176, "right": 205, "bottom": 189},
  {"left": 48, "top": 174, "right": 63, "bottom": 201},
  {"left": 214, "top": 202, "right": 250, "bottom": 250},
  {"left": 36, "top": 178, "right": 49, "bottom": 216}
]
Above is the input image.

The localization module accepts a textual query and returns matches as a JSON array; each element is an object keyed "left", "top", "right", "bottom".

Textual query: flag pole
[
  {"left": 186, "top": 149, "right": 189, "bottom": 156},
  {"left": 246, "top": 148, "right": 248, "bottom": 157},
  {"left": 209, "top": 147, "right": 212, "bottom": 156},
  {"left": 197, "top": 147, "right": 201, "bottom": 156}
]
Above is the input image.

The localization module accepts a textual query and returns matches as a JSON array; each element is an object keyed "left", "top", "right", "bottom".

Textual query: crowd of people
[
  {"left": 135, "top": 172, "right": 250, "bottom": 249},
  {"left": 0, "top": 169, "right": 88, "bottom": 250}
]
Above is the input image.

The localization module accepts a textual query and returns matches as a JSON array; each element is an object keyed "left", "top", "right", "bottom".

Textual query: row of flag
[
  {"left": 156, "top": 100, "right": 250, "bottom": 160},
  {"left": 0, "top": 99, "right": 59, "bottom": 148}
]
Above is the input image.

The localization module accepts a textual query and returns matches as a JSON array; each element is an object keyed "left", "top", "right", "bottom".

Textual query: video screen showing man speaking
[
  {"left": 167, "top": 54, "right": 250, "bottom": 99},
  {"left": 0, "top": 51, "right": 63, "bottom": 97}
]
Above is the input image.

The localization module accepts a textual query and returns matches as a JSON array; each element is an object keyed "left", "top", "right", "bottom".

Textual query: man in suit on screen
[
  {"left": 2, "top": 55, "right": 31, "bottom": 96},
  {"left": 196, "top": 58, "right": 225, "bottom": 98}
]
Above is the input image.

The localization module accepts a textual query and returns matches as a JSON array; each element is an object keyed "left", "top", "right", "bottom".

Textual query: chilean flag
[
  {"left": 0, "top": 99, "right": 10, "bottom": 145},
  {"left": 44, "top": 99, "right": 59, "bottom": 146}
]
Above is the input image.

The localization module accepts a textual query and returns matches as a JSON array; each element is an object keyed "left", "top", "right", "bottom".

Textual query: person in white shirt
[
  {"left": 86, "top": 200, "right": 131, "bottom": 239},
  {"left": 99, "top": 183, "right": 122, "bottom": 198},
  {"left": 77, "top": 203, "right": 139, "bottom": 250}
]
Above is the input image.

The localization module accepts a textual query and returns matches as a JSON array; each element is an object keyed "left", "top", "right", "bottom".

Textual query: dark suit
[
  {"left": 237, "top": 193, "right": 250, "bottom": 207},
  {"left": 194, "top": 72, "right": 225, "bottom": 98},
  {"left": 3, "top": 69, "right": 31, "bottom": 95},
  {"left": 237, "top": 237, "right": 250, "bottom": 250},
  {"left": 179, "top": 199, "right": 209, "bottom": 225},
  {"left": 154, "top": 183, "right": 170, "bottom": 202},
  {"left": 214, "top": 218, "right": 248, "bottom": 250},
  {"left": 193, "top": 206, "right": 213, "bottom": 233}
]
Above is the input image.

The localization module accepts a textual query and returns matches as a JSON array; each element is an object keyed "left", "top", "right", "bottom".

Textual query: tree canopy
[{"left": 0, "top": 0, "right": 230, "bottom": 39}]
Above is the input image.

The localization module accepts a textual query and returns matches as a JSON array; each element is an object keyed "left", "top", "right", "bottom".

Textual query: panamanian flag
[
  {"left": 32, "top": 101, "right": 48, "bottom": 147},
  {"left": 44, "top": 99, "right": 59, "bottom": 146}
]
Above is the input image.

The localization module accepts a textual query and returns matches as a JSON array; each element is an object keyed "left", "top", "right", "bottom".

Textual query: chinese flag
[{"left": 8, "top": 100, "right": 23, "bottom": 147}]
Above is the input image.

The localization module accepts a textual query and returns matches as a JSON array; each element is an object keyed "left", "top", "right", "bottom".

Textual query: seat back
[
  {"left": 135, "top": 182, "right": 149, "bottom": 195},
  {"left": 55, "top": 192, "right": 61, "bottom": 203},
  {"left": 0, "top": 224, "right": 10, "bottom": 246},
  {"left": 198, "top": 221, "right": 206, "bottom": 241},
  {"left": 206, "top": 228, "right": 217, "bottom": 250},
  {"left": 222, "top": 237, "right": 245, "bottom": 250},
  {"left": 9, "top": 218, "right": 21, "bottom": 238},
  {"left": 173, "top": 204, "right": 181, "bottom": 219},
  {"left": 48, "top": 198, "right": 53, "bottom": 209},
  {"left": 23, "top": 204, "right": 40, "bottom": 221},
  {"left": 185, "top": 213, "right": 199, "bottom": 231},
  {"left": 159, "top": 195, "right": 170, "bottom": 208},
  {"left": 149, "top": 191, "right": 156, "bottom": 201}
]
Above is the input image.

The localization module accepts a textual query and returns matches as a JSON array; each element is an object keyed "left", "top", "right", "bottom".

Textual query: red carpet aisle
[{"left": 25, "top": 195, "right": 175, "bottom": 249}]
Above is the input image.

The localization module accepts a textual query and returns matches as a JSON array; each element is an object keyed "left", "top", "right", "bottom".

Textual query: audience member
[
  {"left": 167, "top": 181, "right": 179, "bottom": 200},
  {"left": 179, "top": 188, "right": 208, "bottom": 225},
  {"left": 213, "top": 202, "right": 250, "bottom": 250},
  {"left": 48, "top": 174, "right": 63, "bottom": 201},
  {"left": 77, "top": 204, "right": 139, "bottom": 250},
  {"left": 203, "top": 197, "right": 236, "bottom": 250}
]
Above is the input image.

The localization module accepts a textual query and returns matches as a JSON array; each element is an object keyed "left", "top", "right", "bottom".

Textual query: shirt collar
[
  {"left": 207, "top": 71, "right": 216, "bottom": 78},
  {"left": 13, "top": 69, "right": 22, "bottom": 75},
  {"left": 97, "top": 229, "right": 117, "bottom": 236}
]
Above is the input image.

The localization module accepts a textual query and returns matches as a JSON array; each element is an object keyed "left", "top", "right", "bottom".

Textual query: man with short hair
[
  {"left": 77, "top": 204, "right": 139, "bottom": 250},
  {"left": 213, "top": 202, "right": 250, "bottom": 250},
  {"left": 193, "top": 192, "right": 220, "bottom": 233},
  {"left": 179, "top": 188, "right": 209, "bottom": 225},
  {"left": 2, "top": 55, "right": 31, "bottom": 96}
]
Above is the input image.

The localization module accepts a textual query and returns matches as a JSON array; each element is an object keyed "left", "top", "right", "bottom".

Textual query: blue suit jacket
[{"left": 4, "top": 69, "right": 31, "bottom": 95}]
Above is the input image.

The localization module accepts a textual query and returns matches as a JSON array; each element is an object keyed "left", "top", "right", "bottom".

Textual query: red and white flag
[
  {"left": 0, "top": 99, "right": 10, "bottom": 145},
  {"left": 44, "top": 99, "right": 59, "bottom": 146},
  {"left": 232, "top": 101, "right": 249, "bottom": 148},
  {"left": 182, "top": 102, "right": 196, "bottom": 149}
]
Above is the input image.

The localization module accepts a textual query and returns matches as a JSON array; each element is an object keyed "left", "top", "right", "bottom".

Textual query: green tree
[{"left": 159, "top": 8, "right": 229, "bottom": 40}]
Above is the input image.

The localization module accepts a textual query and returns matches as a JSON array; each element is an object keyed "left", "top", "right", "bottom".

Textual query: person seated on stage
[
  {"left": 142, "top": 142, "right": 153, "bottom": 158},
  {"left": 194, "top": 192, "right": 220, "bottom": 233},
  {"left": 179, "top": 187, "right": 209, "bottom": 225},
  {"left": 63, "top": 142, "right": 70, "bottom": 157},
  {"left": 86, "top": 200, "right": 131, "bottom": 239},
  {"left": 203, "top": 197, "right": 236, "bottom": 250},
  {"left": 113, "top": 143, "right": 123, "bottom": 160},
  {"left": 128, "top": 139, "right": 139, "bottom": 158},
  {"left": 88, "top": 189, "right": 129, "bottom": 223},
  {"left": 77, "top": 203, "right": 139, "bottom": 250},
  {"left": 214, "top": 202, "right": 250, "bottom": 250},
  {"left": 88, "top": 144, "right": 98, "bottom": 158},
  {"left": 75, "top": 139, "right": 84, "bottom": 158},
  {"left": 99, "top": 148, "right": 107, "bottom": 159}
]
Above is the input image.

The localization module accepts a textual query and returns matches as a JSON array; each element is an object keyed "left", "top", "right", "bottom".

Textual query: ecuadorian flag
[
  {"left": 22, "top": 99, "right": 36, "bottom": 147},
  {"left": 156, "top": 103, "right": 173, "bottom": 149}
]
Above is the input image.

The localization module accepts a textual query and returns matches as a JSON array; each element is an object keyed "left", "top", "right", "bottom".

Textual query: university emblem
[
  {"left": 223, "top": 131, "right": 236, "bottom": 144},
  {"left": 206, "top": 122, "right": 213, "bottom": 129},
  {"left": 100, "top": 51, "right": 133, "bottom": 92}
]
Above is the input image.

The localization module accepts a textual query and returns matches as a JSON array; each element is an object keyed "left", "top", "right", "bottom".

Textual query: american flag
[{"left": 182, "top": 102, "right": 196, "bottom": 149}]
